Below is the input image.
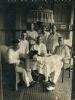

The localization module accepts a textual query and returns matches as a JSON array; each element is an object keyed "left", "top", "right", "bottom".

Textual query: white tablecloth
[
  {"left": 36, "top": 55, "right": 63, "bottom": 77},
  {"left": 26, "top": 55, "right": 63, "bottom": 78}
]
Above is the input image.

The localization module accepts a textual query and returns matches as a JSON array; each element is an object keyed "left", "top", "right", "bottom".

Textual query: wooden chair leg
[
  {"left": 69, "top": 67, "right": 71, "bottom": 78},
  {"left": 15, "top": 73, "right": 19, "bottom": 91},
  {"left": 62, "top": 67, "right": 64, "bottom": 83},
  {"left": 16, "top": 81, "right": 18, "bottom": 91}
]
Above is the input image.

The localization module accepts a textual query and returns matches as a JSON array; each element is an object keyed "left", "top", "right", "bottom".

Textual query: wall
[
  {"left": 54, "top": 2, "right": 72, "bottom": 39},
  {"left": 15, "top": 2, "right": 72, "bottom": 39},
  {"left": 0, "top": 2, "right": 73, "bottom": 43}
]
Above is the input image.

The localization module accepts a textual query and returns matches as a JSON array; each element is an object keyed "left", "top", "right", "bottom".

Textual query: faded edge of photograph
[{"left": 0, "top": 0, "right": 75, "bottom": 100}]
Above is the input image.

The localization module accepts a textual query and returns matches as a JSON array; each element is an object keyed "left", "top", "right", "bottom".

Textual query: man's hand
[
  {"left": 40, "top": 52, "right": 45, "bottom": 57},
  {"left": 33, "top": 55, "right": 37, "bottom": 61}
]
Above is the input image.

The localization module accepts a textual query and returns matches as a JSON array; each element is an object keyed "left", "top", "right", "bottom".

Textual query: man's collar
[{"left": 59, "top": 45, "right": 65, "bottom": 48}]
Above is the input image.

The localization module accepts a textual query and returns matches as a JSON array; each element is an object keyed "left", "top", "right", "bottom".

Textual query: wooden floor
[{"left": 2, "top": 70, "right": 72, "bottom": 100}]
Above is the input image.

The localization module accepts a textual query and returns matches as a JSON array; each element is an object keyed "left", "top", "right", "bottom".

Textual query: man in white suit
[{"left": 8, "top": 39, "right": 35, "bottom": 87}]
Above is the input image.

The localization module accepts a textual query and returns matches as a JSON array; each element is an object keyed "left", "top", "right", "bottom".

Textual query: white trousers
[
  {"left": 16, "top": 66, "right": 30, "bottom": 87},
  {"left": 53, "top": 69, "right": 61, "bottom": 84},
  {"left": 26, "top": 71, "right": 33, "bottom": 82}
]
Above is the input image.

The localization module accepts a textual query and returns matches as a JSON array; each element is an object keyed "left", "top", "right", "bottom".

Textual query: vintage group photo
[{"left": 0, "top": 0, "right": 74, "bottom": 100}]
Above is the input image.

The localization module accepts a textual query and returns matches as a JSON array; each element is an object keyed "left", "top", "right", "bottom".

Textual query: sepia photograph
[{"left": 0, "top": 0, "right": 75, "bottom": 100}]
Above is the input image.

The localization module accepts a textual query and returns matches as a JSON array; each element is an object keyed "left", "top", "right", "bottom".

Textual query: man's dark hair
[
  {"left": 58, "top": 37, "right": 63, "bottom": 41},
  {"left": 21, "top": 30, "right": 27, "bottom": 36},
  {"left": 11, "top": 39, "right": 19, "bottom": 45}
]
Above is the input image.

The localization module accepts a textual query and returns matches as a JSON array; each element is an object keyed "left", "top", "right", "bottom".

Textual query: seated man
[
  {"left": 54, "top": 37, "right": 70, "bottom": 64},
  {"left": 26, "top": 35, "right": 48, "bottom": 82},
  {"left": 46, "top": 37, "right": 70, "bottom": 91},
  {"left": 31, "top": 36, "right": 47, "bottom": 56},
  {"left": 8, "top": 39, "right": 34, "bottom": 87}
]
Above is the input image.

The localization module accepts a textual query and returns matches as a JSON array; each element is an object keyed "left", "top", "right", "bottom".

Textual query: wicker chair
[{"left": 61, "top": 47, "right": 73, "bottom": 83}]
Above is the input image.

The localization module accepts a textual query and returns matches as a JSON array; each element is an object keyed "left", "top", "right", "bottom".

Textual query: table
[{"left": 26, "top": 55, "right": 63, "bottom": 80}]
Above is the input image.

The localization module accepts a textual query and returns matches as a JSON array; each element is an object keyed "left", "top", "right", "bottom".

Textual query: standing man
[
  {"left": 27, "top": 23, "right": 38, "bottom": 49},
  {"left": 41, "top": 26, "right": 50, "bottom": 50},
  {"left": 18, "top": 32, "right": 29, "bottom": 59},
  {"left": 47, "top": 25, "right": 61, "bottom": 54}
]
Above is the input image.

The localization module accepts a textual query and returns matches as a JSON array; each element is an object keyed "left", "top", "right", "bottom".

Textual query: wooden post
[
  {"left": 0, "top": 50, "right": 3, "bottom": 100},
  {"left": 71, "top": 0, "right": 75, "bottom": 99}
]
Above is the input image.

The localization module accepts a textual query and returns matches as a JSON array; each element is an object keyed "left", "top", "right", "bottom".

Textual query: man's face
[
  {"left": 13, "top": 44, "right": 19, "bottom": 51},
  {"left": 58, "top": 38, "right": 64, "bottom": 46},
  {"left": 52, "top": 26, "right": 56, "bottom": 34},
  {"left": 50, "top": 29, "right": 52, "bottom": 33},
  {"left": 21, "top": 33, "right": 27, "bottom": 40},
  {"left": 31, "top": 23, "right": 34, "bottom": 31},
  {"left": 37, "top": 37, "right": 42, "bottom": 44},
  {"left": 24, "top": 33, "right": 27, "bottom": 40},
  {"left": 43, "top": 27, "right": 46, "bottom": 31},
  {"left": 39, "top": 37, "right": 42, "bottom": 42}
]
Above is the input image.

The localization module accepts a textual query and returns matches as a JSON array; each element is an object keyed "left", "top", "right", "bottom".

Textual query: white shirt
[
  {"left": 47, "top": 32, "right": 61, "bottom": 53},
  {"left": 54, "top": 45, "right": 70, "bottom": 59},
  {"left": 18, "top": 39, "right": 29, "bottom": 57},
  {"left": 42, "top": 31, "right": 50, "bottom": 46},
  {"left": 26, "top": 43, "right": 47, "bottom": 71},
  {"left": 27, "top": 30, "right": 38, "bottom": 45},
  {"left": 31, "top": 43, "right": 47, "bottom": 55},
  {"left": 8, "top": 48, "right": 20, "bottom": 65}
]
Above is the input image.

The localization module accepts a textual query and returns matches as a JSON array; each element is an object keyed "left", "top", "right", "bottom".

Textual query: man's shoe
[
  {"left": 42, "top": 81, "right": 50, "bottom": 87},
  {"left": 46, "top": 86, "right": 55, "bottom": 91},
  {"left": 48, "top": 81, "right": 55, "bottom": 86},
  {"left": 29, "top": 81, "right": 36, "bottom": 87},
  {"left": 43, "top": 81, "right": 55, "bottom": 87}
]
